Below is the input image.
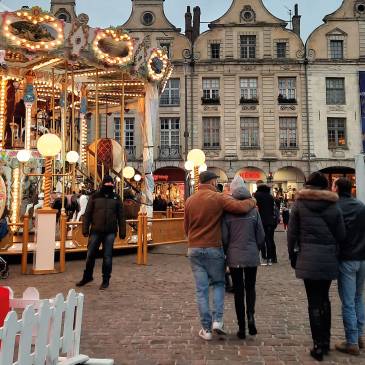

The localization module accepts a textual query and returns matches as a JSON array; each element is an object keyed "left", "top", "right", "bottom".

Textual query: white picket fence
[{"left": 0, "top": 288, "right": 114, "bottom": 365}]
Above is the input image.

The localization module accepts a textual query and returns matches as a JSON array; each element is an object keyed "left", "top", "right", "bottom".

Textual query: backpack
[{"left": 0, "top": 218, "right": 8, "bottom": 241}]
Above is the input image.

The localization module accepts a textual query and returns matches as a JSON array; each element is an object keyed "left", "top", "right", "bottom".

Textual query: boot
[
  {"left": 321, "top": 301, "right": 331, "bottom": 355},
  {"left": 237, "top": 321, "right": 246, "bottom": 339},
  {"left": 247, "top": 313, "right": 257, "bottom": 335},
  {"left": 76, "top": 276, "right": 93, "bottom": 287},
  {"left": 309, "top": 306, "right": 324, "bottom": 362}
]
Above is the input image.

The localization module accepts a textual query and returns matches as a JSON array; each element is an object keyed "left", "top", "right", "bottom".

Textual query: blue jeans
[
  {"left": 188, "top": 247, "right": 225, "bottom": 331},
  {"left": 84, "top": 232, "right": 116, "bottom": 281},
  {"left": 338, "top": 261, "right": 365, "bottom": 345}
]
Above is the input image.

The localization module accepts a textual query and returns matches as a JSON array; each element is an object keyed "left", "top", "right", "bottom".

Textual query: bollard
[
  {"left": 137, "top": 212, "right": 143, "bottom": 265},
  {"left": 143, "top": 213, "right": 148, "bottom": 265},
  {"left": 21, "top": 215, "right": 30, "bottom": 275},
  {"left": 59, "top": 212, "right": 67, "bottom": 273}
]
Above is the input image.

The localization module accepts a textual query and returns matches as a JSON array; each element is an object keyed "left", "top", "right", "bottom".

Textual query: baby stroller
[{"left": 0, "top": 256, "right": 8, "bottom": 279}]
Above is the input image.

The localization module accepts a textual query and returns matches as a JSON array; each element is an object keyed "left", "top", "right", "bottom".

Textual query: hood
[
  {"left": 296, "top": 188, "right": 338, "bottom": 212},
  {"left": 230, "top": 176, "right": 251, "bottom": 200}
]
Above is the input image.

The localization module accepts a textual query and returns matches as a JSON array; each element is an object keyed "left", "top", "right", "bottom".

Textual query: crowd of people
[{"left": 184, "top": 170, "right": 365, "bottom": 362}]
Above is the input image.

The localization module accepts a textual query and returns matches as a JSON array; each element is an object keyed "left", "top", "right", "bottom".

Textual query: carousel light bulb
[
  {"left": 199, "top": 163, "right": 208, "bottom": 173},
  {"left": 17, "top": 149, "right": 31, "bottom": 163},
  {"left": 123, "top": 166, "right": 135, "bottom": 179},
  {"left": 66, "top": 151, "right": 79, "bottom": 164},
  {"left": 134, "top": 174, "right": 142, "bottom": 182},
  {"left": 184, "top": 160, "right": 194, "bottom": 171},
  {"left": 37, "top": 133, "right": 62, "bottom": 157}
]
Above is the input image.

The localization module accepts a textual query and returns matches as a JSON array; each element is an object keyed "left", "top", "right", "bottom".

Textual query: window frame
[
  {"left": 327, "top": 117, "right": 347, "bottom": 149},
  {"left": 203, "top": 117, "right": 220, "bottom": 149},
  {"left": 210, "top": 43, "right": 221, "bottom": 59},
  {"left": 326, "top": 77, "right": 346, "bottom": 105},
  {"left": 160, "top": 79, "right": 180, "bottom": 106},
  {"left": 279, "top": 117, "right": 298, "bottom": 149},
  {"left": 160, "top": 117, "right": 180, "bottom": 148},
  {"left": 202, "top": 78, "right": 220, "bottom": 104},
  {"left": 240, "top": 117, "right": 260, "bottom": 149},
  {"left": 276, "top": 42, "right": 287, "bottom": 59},
  {"left": 240, "top": 77, "right": 258, "bottom": 103},
  {"left": 278, "top": 77, "right": 297, "bottom": 103},
  {"left": 240, "top": 35, "right": 256, "bottom": 59},
  {"left": 329, "top": 40, "right": 344, "bottom": 60}
]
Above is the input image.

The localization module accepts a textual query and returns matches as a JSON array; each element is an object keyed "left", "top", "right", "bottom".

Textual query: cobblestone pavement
[{"left": 6, "top": 230, "right": 365, "bottom": 364}]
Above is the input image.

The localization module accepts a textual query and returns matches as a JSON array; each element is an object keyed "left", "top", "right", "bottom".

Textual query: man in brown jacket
[{"left": 185, "top": 171, "right": 256, "bottom": 340}]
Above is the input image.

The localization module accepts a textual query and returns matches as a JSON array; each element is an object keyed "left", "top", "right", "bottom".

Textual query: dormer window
[
  {"left": 55, "top": 8, "right": 71, "bottom": 22},
  {"left": 326, "top": 28, "right": 347, "bottom": 60},
  {"left": 330, "top": 40, "right": 343, "bottom": 59},
  {"left": 142, "top": 11, "right": 155, "bottom": 26},
  {"left": 211, "top": 43, "right": 220, "bottom": 59}
]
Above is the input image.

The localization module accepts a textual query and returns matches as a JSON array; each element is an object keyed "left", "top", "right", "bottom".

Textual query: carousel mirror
[{"left": 9, "top": 21, "right": 57, "bottom": 43}]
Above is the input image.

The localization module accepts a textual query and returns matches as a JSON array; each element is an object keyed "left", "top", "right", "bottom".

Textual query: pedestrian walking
[
  {"left": 287, "top": 172, "right": 346, "bottom": 361},
  {"left": 254, "top": 182, "right": 277, "bottom": 265},
  {"left": 332, "top": 178, "right": 365, "bottom": 356},
  {"left": 184, "top": 171, "right": 256, "bottom": 341},
  {"left": 222, "top": 176, "right": 265, "bottom": 339},
  {"left": 282, "top": 204, "right": 290, "bottom": 231},
  {"left": 76, "top": 175, "right": 126, "bottom": 290}
]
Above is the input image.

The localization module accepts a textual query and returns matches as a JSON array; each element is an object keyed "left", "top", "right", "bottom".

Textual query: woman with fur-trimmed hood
[{"left": 287, "top": 172, "right": 346, "bottom": 362}]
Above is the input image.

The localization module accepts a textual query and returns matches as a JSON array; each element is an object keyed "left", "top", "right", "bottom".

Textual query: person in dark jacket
[
  {"left": 254, "top": 182, "right": 277, "bottom": 265},
  {"left": 282, "top": 204, "right": 290, "bottom": 231},
  {"left": 222, "top": 176, "right": 265, "bottom": 340},
  {"left": 287, "top": 172, "right": 346, "bottom": 361},
  {"left": 76, "top": 175, "right": 126, "bottom": 290},
  {"left": 332, "top": 178, "right": 365, "bottom": 355}
]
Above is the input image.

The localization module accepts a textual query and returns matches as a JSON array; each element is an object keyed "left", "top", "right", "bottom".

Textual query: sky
[{"left": 3, "top": 0, "right": 343, "bottom": 40}]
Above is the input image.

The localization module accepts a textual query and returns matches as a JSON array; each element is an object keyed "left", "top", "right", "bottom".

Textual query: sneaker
[
  {"left": 260, "top": 259, "right": 268, "bottom": 266},
  {"left": 76, "top": 277, "right": 93, "bottom": 287},
  {"left": 267, "top": 260, "right": 273, "bottom": 266},
  {"left": 213, "top": 321, "right": 227, "bottom": 336},
  {"left": 198, "top": 328, "right": 213, "bottom": 341},
  {"left": 359, "top": 337, "right": 364, "bottom": 349},
  {"left": 335, "top": 342, "right": 360, "bottom": 356},
  {"left": 99, "top": 281, "right": 109, "bottom": 290}
]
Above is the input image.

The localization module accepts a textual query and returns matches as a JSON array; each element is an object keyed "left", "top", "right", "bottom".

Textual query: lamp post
[
  {"left": 187, "top": 149, "right": 205, "bottom": 193},
  {"left": 66, "top": 150, "right": 80, "bottom": 193}
]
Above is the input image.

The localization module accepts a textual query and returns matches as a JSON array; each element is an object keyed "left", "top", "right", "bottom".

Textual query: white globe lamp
[
  {"left": 187, "top": 149, "right": 205, "bottom": 167},
  {"left": 184, "top": 160, "right": 194, "bottom": 171},
  {"left": 37, "top": 133, "right": 62, "bottom": 157},
  {"left": 134, "top": 174, "right": 142, "bottom": 182},
  {"left": 66, "top": 151, "right": 79, "bottom": 164},
  {"left": 123, "top": 166, "right": 135, "bottom": 179},
  {"left": 17, "top": 149, "right": 31, "bottom": 163}
]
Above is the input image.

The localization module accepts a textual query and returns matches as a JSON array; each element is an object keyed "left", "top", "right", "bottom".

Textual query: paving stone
[{"left": 6, "top": 232, "right": 365, "bottom": 364}]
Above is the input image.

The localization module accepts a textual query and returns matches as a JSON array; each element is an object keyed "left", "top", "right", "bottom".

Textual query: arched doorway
[
  {"left": 236, "top": 167, "right": 266, "bottom": 194},
  {"left": 273, "top": 167, "right": 305, "bottom": 199},
  {"left": 320, "top": 166, "right": 356, "bottom": 189},
  {"left": 208, "top": 167, "right": 228, "bottom": 183},
  {"left": 153, "top": 167, "right": 185, "bottom": 209}
]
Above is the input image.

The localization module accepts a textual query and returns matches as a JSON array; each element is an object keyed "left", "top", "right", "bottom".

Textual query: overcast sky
[{"left": 4, "top": 0, "right": 343, "bottom": 40}]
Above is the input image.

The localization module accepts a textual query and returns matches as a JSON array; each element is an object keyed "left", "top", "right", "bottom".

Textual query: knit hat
[
  {"left": 230, "top": 176, "right": 251, "bottom": 200},
  {"left": 102, "top": 175, "right": 114, "bottom": 185}
]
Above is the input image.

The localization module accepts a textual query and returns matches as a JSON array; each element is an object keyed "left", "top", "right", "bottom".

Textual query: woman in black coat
[{"left": 287, "top": 172, "right": 346, "bottom": 361}]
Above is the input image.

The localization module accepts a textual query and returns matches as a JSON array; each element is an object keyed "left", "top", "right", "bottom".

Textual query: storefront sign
[
  {"left": 153, "top": 175, "right": 169, "bottom": 182},
  {"left": 239, "top": 171, "right": 263, "bottom": 181},
  {"left": 359, "top": 71, "right": 365, "bottom": 152}
]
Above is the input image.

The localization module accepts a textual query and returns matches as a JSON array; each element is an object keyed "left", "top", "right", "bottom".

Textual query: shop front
[
  {"left": 273, "top": 167, "right": 306, "bottom": 201},
  {"left": 320, "top": 166, "right": 356, "bottom": 194},
  {"left": 236, "top": 167, "right": 266, "bottom": 194},
  {"left": 153, "top": 167, "right": 185, "bottom": 210}
]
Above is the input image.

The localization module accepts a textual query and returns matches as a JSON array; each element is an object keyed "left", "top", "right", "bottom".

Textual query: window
[
  {"left": 203, "top": 117, "right": 220, "bottom": 148},
  {"left": 279, "top": 117, "right": 297, "bottom": 149},
  {"left": 328, "top": 118, "right": 346, "bottom": 148},
  {"left": 202, "top": 78, "right": 220, "bottom": 102},
  {"left": 142, "top": 11, "right": 155, "bottom": 26},
  {"left": 277, "top": 42, "right": 287, "bottom": 58},
  {"left": 330, "top": 40, "right": 344, "bottom": 59},
  {"left": 160, "top": 118, "right": 180, "bottom": 148},
  {"left": 240, "top": 78, "right": 258, "bottom": 102},
  {"left": 240, "top": 35, "right": 256, "bottom": 59},
  {"left": 240, "top": 117, "right": 259, "bottom": 148},
  {"left": 278, "top": 77, "right": 296, "bottom": 102},
  {"left": 326, "top": 78, "right": 345, "bottom": 105},
  {"left": 114, "top": 117, "right": 135, "bottom": 147},
  {"left": 160, "top": 79, "right": 180, "bottom": 106},
  {"left": 210, "top": 43, "right": 221, "bottom": 59},
  {"left": 160, "top": 42, "right": 171, "bottom": 58}
]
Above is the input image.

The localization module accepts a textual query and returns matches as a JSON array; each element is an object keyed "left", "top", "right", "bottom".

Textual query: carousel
[{"left": 0, "top": 6, "right": 173, "bottom": 272}]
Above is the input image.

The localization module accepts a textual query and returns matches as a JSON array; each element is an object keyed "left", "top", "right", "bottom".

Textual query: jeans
[
  {"left": 84, "top": 232, "right": 116, "bottom": 282},
  {"left": 188, "top": 247, "right": 225, "bottom": 331},
  {"left": 230, "top": 267, "right": 257, "bottom": 328},
  {"left": 338, "top": 261, "right": 365, "bottom": 345}
]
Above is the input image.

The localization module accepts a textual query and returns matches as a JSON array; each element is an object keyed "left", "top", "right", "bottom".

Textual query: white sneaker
[
  {"left": 213, "top": 321, "right": 227, "bottom": 336},
  {"left": 260, "top": 260, "right": 268, "bottom": 266},
  {"left": 199, "top": 328, "right": 213, "bottom": 340}
]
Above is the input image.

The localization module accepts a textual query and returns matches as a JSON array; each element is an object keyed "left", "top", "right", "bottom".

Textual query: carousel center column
[{"left": 32, "top": 134, "right": 62, "bottom": 274}]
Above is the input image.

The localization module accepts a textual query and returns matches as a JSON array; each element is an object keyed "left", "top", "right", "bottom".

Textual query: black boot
[
  {"left": 322, "top": 301, "right": 331, "bottom": 355},
  {"left": 225, "top": 273, "right": 234, "bottom": 293},
  {"left": 247, "top": 313, "right": 257, "bottom": 335},
  {"left": 237, "top": 321, "right": 246, "bottom": 339},
  {"left": 309, "top": 306, "right": 324, "bottom": 362},
  {"left": 99, "top": 278, "right": 109, "bottom": 290},
  {"left": 76, "top": 276, "right": 93, "bottom": 287}
]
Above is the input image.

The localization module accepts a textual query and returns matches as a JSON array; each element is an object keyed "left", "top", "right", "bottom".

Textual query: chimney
[
  {"left": 292, "top": 4, "right": 301, "bottom": 37},
  {"left": 192, "top": 6, "right": 201, "bottom": 43},
  {"left": 185, "top": 6, "right": 193, "bottom": 42}
]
